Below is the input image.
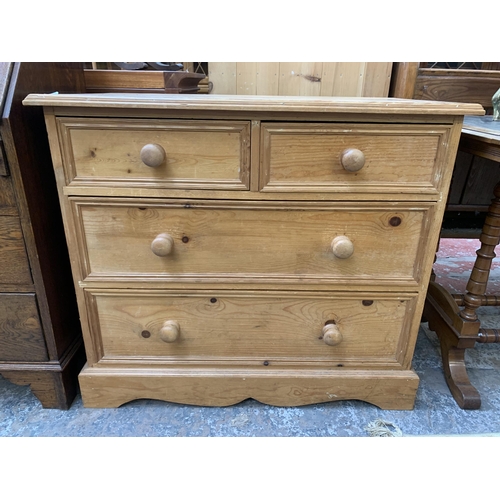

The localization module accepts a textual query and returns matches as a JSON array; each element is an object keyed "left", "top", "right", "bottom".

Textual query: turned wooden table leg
[
  {"left": 424, "top": 183, "right": 500, "bottom": 409},
  {"left": 460, "top": 183, "right": 500, "bottom": 321}
]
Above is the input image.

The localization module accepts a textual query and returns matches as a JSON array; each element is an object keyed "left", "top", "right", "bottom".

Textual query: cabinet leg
[{"left": 0, "top": 341, "right": 86, "bottom": 409}]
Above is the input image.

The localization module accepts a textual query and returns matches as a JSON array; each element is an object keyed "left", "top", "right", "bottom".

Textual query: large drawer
[
  {"left": 0, "top": 216, "right": 32, "bottom": 285},
  {"left": 57, "top": 117, "right": 251, "bottom": 190},
  {"left": 73, "top": 199, "right": 433, "bottom": 285},
  {"left": 87, "top": 289, "right": 416, "bottom": 368},
  {"left": 260, "top": 123, "right": 451, "bottom": 195}
]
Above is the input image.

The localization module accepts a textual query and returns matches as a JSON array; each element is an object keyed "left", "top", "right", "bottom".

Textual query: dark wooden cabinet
[{"left": 0, "top": 62, "right": 86, "bottom": 408}]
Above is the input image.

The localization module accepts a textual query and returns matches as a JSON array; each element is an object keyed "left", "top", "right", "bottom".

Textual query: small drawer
[
  {"left": 260, "top": 123, "right": 450, "bottom": 195},
  {"left": 74, "top": 198, "right": 433, "bottom": 285},
  {"left": 88, "top": 289, "right": 415, "bottom": 368},
  {"left": 0, "top": 216, "right": 32, "bottom": 285},
  {"left": 57, "top": 117, "right": 251, "bottom": 190},
  {"left": 0, "top": 293, "right": 47, "bottom": 361}
]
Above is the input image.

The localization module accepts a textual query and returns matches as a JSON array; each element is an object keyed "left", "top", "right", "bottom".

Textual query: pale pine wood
[
  {"left": 26, "top": 93, "right": 480, "bottom": 409},
  {"left": 332, "top": 62, "right": 365, "bottom": 97},
  {"left": 42, "top": 110, "right": 102, "bottom": 366},
  {"left": 218, "top": 62, "right": 285, "bottom": 95},
  {"left": 140, "top": 143, "right": 166, "bottom": 168},
  {"left": 236, "top": 62, "right": 257, "bottom": 95},
  {"left": 319, "top": 62, "right": 338, "bottom": 96},
  {"left": 159, "top": 320, "right": 180, "bottom": 343},
  {"left": 278, "top": 62, "right": 324, "bottom": 96},
  {"left": 89, "top": 289, "right": 412, "bottom": 365},
  {"left": 209, "top": 63, "right": 393, "bottom": 97},
  {"left": 322, "top": 324, "right": 343, "bottom": 346},
  {"left": 73, "top": 199, "right": 431, "bottom": 284},
  {"left": 249, "top": 120, "right": 261, "bottom": 192},
  {"left": 260, "top": 123, "right": 450, "bottom": 194},
  {"left": 254, "top": 63, "right": 280, "bottom": 95},
  {"left": 23, "top": 93, "right": 485, "bottom": 116},
  {"left": 62, "top": 185, "right": 449, "bottom": 203},
  {"left": 209, "top": 63, "right": 237, "bottom": 94},
  {"left": 340, "top": 148, "right": 365, "bottom": 172},
  {"left": 363, "top": 62, "right": 393, "bottom": 97},
  {"left": 331, "top": 236, "right": 354, "bottom": 259},
  {"left": 78, "top": 365, "right": 420, "bottom": 409},
  {"left": 151, "top": 233, "right": 174, "bottom": 256},
  {"left": 57, "top": 117, "right": 251, "bottom": 190}
]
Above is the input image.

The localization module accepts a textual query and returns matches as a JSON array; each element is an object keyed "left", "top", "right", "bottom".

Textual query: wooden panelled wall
[{"left": 209, "top": 63, "right": 393, "bottom": 97}]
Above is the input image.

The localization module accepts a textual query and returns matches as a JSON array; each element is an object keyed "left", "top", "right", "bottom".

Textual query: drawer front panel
[
  {"left": 260, "top": 123, "right": 449, "bottom": 194},
  {"left": 0, "top": 176, "right": 18, "bottom": 216},
  {"left": 89, "top": 290, "right": 415, "bottom": 366},
  {"left": 58, "top": 118, "right": 251, "bottom": 190},
  {"left": 0, "top": 216, "right": 32, "bottom": 285},
  {"left": 0, "top": 293, "right": 47, "bottom": 361},
  {"left": 75, "top": 199, "right": 432, "bottom": 284}
]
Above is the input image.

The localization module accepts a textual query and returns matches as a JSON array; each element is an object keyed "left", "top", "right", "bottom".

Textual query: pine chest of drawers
[{"left": 23, "top": 93, "right": 483, "bottom": 409}]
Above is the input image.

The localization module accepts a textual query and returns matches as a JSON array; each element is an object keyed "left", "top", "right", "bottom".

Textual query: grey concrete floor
[
  {"left": 2, "top": 315, "right": 500, "bottom": 437},
  {"left": 1, "top": 239, "right": 500, "bottom": 437}
]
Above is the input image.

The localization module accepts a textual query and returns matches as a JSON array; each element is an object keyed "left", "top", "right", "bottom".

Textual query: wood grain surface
[
  {"left": 28, "top": 92, "right": 472, "bottom": 409},
  {"left": 0, "top": 293, "right": 46, "bottom": 361},
  {"left": 0, "top": 216, "right": 32, "bottom": 284},
  {"left": 74, "top": 199, "right": 430, "bottom": 284},
  {"left": 58, "top": 117, "right": 250, "bottom": 190},
  {"left": 90, "top": 290, "right": 413, "bottom": 365},
  {"left": 78, "top": 365, "right": 420, "bottom": 409},
  {"left": 209, "top": 62, "right": 393, "bottom": 97},
  {"left": 23, "top": 93, "right": 485, "bottom": 116},
  {"left": 261, "top": 123, "right": 447, "bottom": 193}
]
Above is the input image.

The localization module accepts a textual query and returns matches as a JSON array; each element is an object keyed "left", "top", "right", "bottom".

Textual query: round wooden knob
[
  {"left": 331, "top": 235, "right": 354, "bottom": 259},
  {"left": 322, "top": 324, "right": 343, "bottom": 346},
  {"left": 159, "top": 320, "right": 180, "bottom": 343},
  {"left": 340, "top": 148, "right": 365, "bottom": 172},
  {"left": 151, "top": 233, "right": 174, "bottom": 257},
  {"left": 140, "top": 144, "right": 166, "bottom": 168}
]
